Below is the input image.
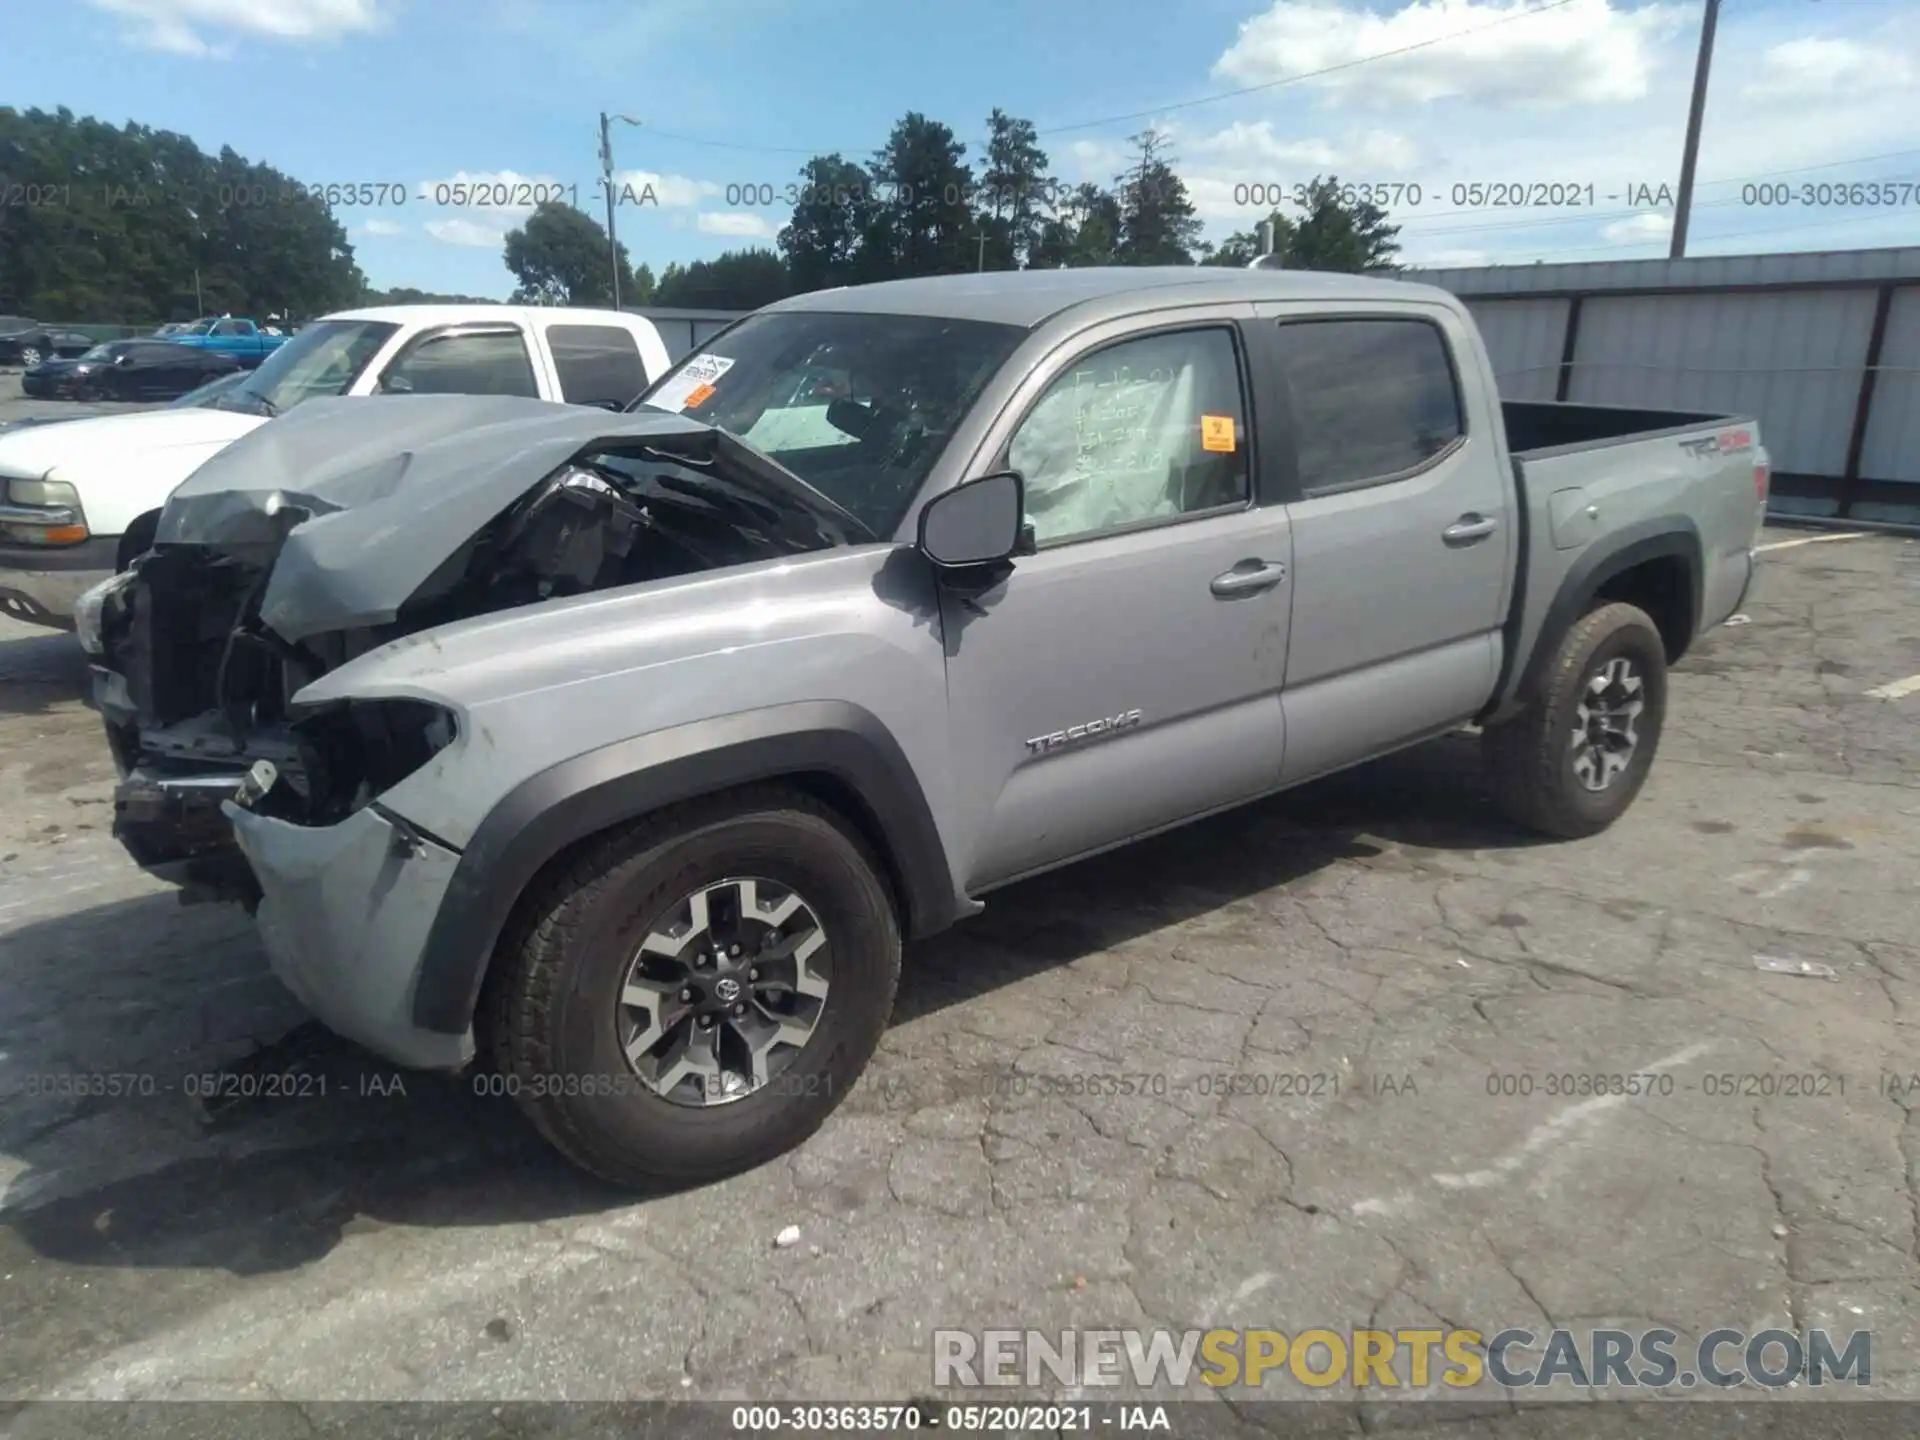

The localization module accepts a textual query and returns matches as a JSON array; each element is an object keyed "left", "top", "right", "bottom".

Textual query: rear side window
[
  {"left": 547, "top": 324, "right": 646, "bottom": 407},
  {"left": 381, "top": 329, "right": 540, "bottom": 398},
  {"left": 1274, "top": 319, "right": 1463, "bottom": 494}
]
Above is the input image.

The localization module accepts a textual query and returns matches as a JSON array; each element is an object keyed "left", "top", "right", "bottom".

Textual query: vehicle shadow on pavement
[
  {"left": 0, "top": 629, "right": 89, "bottom": 716},
  {"left": 0, "top": 733, "right": 1541, "bottom": 1279},
  {"left": 899, "top": 731, "right": 1546, "bottom": 1022}
]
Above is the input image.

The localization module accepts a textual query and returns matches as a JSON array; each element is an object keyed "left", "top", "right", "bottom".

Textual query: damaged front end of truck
[{"left": 83, "top": 393, "right": 870, "bottom": 900}]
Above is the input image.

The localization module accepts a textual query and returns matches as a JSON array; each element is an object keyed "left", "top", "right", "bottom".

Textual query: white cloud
[
  {"left": 356, "top": 218, "right": 404, "bottom": 237},
  {"left": 1213, "top": 0, "right": 1687, "bottom": 108},
  {"left": 86, "top": 0, "right": 387, "bottom": 54},
  {"left": 697, "top": 212, "right": 778, "bottom": 239},
  {"left": 413, "top": 171, "right": 588, "bottom": 249},
  {"left": 424, "top": 218, "right": 508, "bottom": 249},
  {"left": 1599, "top": 211, "right": 1673, "bottom": 244},
  {"left": 1187, "top": 121, "right": 1421, "bottom": 173},
  {"left": 1067, "top": 139, "right": 1129, "bottom": 179},
  {"left": 1400, "top": 246, "right": 1492, "bottom": 268},
  {"left": 614, "top": 170, "right": 722, "bottom": 208},
  {"left": 1121, "top": 0, "right": 1920, "bottom": 263},
  {"left": 1743, "top": 36, "right": 1917, "bottom": 101}
]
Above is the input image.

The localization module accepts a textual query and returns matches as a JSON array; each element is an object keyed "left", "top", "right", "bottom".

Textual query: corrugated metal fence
[{"left": 1406, "top": 245, "right": 1920, "bottom": 525}]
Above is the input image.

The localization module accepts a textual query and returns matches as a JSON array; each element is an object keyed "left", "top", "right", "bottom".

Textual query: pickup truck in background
[
  {"left": 0, "top": 304, "right": 672, "bottom": 627},
  {"left": 83, "top": 267, "right": 1767, "bottom": 1190},
  {"left": 161, "top": 317, "right": 290, "bottom": 368}
]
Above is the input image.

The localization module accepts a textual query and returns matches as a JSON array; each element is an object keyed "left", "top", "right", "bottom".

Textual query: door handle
[
  {"left": 1210, "top": 560, "right": 1288, "bottom": 596},
  {"left": 1442, "top": 515, "right": 1497, "bottom": 545}
]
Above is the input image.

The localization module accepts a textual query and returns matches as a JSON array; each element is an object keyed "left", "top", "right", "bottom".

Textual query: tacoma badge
[{"left": 1025, "top": 709, "right": 1144, "bottom": 756}]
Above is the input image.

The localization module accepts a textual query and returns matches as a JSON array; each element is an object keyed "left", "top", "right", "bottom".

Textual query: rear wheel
[
  {"left": 1483, "top": 602, "right": 1668, "bottom": 839},
  {"left": 19, "top": 344, "right": 42, "bottom": 369},
  {"left": 481, "top": 787, "right": 902, "bottom": 1189}
]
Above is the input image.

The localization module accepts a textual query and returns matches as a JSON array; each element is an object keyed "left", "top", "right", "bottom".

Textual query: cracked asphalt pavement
[{"left": 0, "top": 515, "right": 1916, "bottom": 1424}]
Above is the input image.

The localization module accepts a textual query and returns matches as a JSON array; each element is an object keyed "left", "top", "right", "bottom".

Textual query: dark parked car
[
  {"left": 21, "top": 340, "right": 242, "bottom": 401},
  {"left": 0, "top": 324, "right": 96, "bottom": 369}
]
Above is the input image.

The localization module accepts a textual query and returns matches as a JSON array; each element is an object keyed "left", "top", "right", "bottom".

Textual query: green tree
[
  {"left": 1114, "top": 129, "right": 1202, "bottom": 265},
  {"left": 654, "top": 249, "right": 789, "bottom": 309},
  {"left": 777, "top": 154, "right": 882, "bottom": 293},
  {"left": 629, "top": 261, "right": 657, "bottom": 305},
  {"left": 503, "top": 199, "right": 633, "bottom": 305},
  {"left": 1030, "top": 182, "right": 1124, "bottom": 268},
  {"left": 363, "top": 285, "right": 501, "bottom": 304},
  {"left": 866, "top": 112, "right": 976, "bottom": 279},
  {"left": 0, "top": 106, "right": 365, "bottom": 323},
  {"left": 1199, "top": 210, "right": 1297, "bottom": 267},
  {"left": 1286, "top": 175, "right": 1402, "bottom": 272},
  {"left": 979, "top": 108, "right": 1052, "bottom": 270}
]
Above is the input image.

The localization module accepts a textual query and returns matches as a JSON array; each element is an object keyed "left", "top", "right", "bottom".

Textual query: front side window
[
  {"left": 1007, "top": 327, "right": 1251, "bottom": 547},
  {"left": 637, "top": 310, "right": 1025, "bottom": 536},
  {"left": 212, "top": 319, "right": 250, "bottom": 336},
  {"left": 547, "top": 323, "right": 646, "bottom": 407},
  {"left": 1275, "top": 319, "right": 1464, "bottom": 494},
  {"left": 205, "top": 318, "right": 399, "bottom": 416},
  {"left": 380, "top": 329, "right": 540, "bottom": 398}
]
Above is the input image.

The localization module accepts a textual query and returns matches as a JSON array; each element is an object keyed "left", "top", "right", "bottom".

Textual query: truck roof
[
  {"left": 763, "top": 266, "right": 1457, "bottom": 328},
  {"left": 317, "top": 304, "right": 659, "bottom": 330}
]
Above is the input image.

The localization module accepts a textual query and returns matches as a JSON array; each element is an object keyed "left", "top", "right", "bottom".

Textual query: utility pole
[
  {"left": 599, "top": 112, "right": 643, "bottom": 308},
  {"left": 1670, "top": 0, "right": 1721, "bottom": 259}
]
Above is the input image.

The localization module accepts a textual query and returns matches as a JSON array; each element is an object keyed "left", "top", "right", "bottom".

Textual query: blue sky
[{"left": 5, "top": 0, "right": 1918, "bottom": 298}]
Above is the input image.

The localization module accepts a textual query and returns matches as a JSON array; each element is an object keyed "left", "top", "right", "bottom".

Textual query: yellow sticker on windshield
[{"left": 1201, "top": 414, "right": 1236, "bottom": 453}]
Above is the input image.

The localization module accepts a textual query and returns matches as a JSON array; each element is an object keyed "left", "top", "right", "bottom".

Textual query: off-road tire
[
  {"left": 1483, "top": 601, "right": 1668, "bottom": 839},
  {"left": 480, "top": 787, "right": 902, "bottom": 1189}
]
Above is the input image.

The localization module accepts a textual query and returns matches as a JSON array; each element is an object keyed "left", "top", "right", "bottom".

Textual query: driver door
[{"left": 937, "top": 312, "right": 1292, "bottom": 891}]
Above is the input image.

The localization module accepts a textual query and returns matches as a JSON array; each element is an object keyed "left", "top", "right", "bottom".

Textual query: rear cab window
[
  {"left": 1273, "top": 318, "right": 1464, "bottom": 494},
  {"left": 546, "top": 324, "right": 647, "bottom": 408}
]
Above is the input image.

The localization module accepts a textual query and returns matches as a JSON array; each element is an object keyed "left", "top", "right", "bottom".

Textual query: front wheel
[
  {"left": 1483, "top": 601, "right": 1668, "bottom": 839},
  {"left": 18, "top": 345, "right": 42, "bottom": 369},
  {"left": 481, "top": 787, "right": 902, "bottom": 1189}
]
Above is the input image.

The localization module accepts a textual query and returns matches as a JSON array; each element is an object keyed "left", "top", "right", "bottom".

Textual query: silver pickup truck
[{"left": 82, "top": 268, "right": 1768, "bottom": 1187}]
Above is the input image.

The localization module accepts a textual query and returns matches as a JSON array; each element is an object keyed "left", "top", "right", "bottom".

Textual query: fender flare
[
  {"left": 408, "top": 699, "right": 963, "bottom": 1036},
  {"left": 1502, "top": 517, "right": 1703, "bottom": 716}
]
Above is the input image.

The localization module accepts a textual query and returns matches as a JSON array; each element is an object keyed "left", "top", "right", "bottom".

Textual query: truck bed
[
  {"left": 1486, "top": 397, "right": 1767, "bottom": 727},
  {"left": 1502, "top": 399, "right": 1734, "bottom": 458}
]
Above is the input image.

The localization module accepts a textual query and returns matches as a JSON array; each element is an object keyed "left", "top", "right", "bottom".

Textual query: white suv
[{"left": 0, "top": 305, "right": 672, "bottom": 628}]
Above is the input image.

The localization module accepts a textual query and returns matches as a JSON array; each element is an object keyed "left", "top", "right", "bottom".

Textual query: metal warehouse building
[{"left": 1407, "top": 245, "right": 1920, "bottom": 526}]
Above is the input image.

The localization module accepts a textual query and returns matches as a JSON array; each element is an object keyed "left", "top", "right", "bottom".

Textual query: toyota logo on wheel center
[{"left": 714, "top": 977, "right": 742, "bottom": 1003}]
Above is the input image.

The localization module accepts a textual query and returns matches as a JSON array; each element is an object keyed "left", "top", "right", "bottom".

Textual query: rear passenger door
[
  {"left": 543, "top": 322, "right": 648, "bottom": 408},
  {"left": 1251, "top": 304, "right": 1511, "bottom": 782}
]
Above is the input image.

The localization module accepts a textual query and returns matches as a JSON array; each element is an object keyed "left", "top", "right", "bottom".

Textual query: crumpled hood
[{"left": 157, "top": 393, "right": 869, "bottom": 642}]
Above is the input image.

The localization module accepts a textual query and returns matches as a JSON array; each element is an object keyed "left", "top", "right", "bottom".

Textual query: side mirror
[
  {"left": 918, "top": 471, "right": 1025, "bottom": 569},
  {"left": 380, "top": 373, "right": 414, "bottom": 395}
]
